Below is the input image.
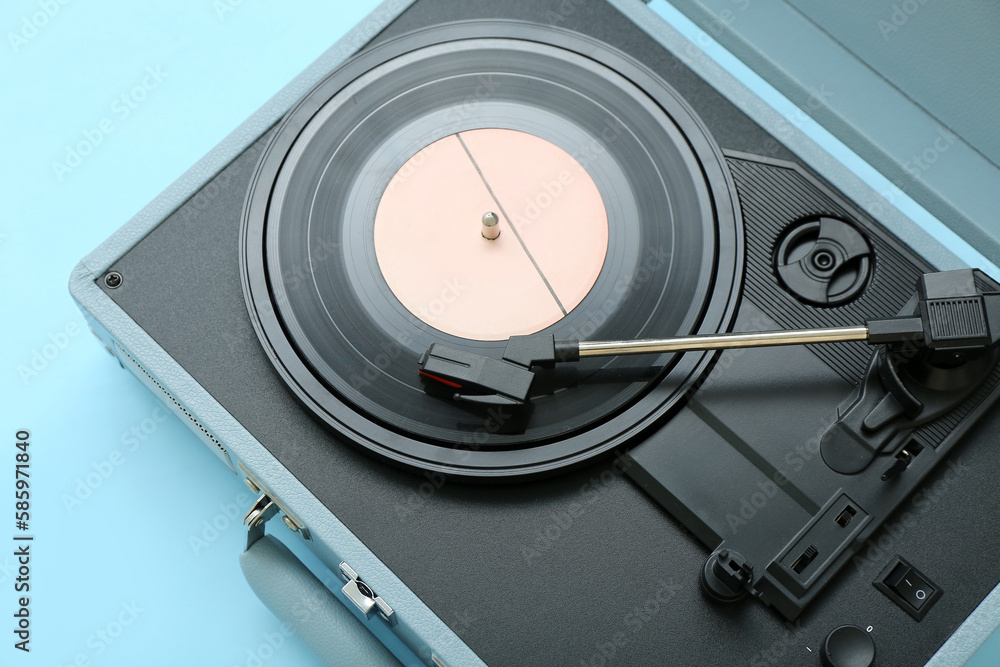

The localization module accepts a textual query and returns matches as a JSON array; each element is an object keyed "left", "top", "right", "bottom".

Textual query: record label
[{"left": 374, "top": 128, "right": 609, "bottom": 341}]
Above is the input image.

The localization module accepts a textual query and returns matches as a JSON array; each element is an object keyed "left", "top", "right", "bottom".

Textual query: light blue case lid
[{"left": 659, "top": 0, "right": 1000, "bottom": 270}]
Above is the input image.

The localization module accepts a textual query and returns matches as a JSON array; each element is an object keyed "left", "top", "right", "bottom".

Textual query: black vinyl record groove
[{"left": 240, "top": 21, "right": 744, "bottom": 478}]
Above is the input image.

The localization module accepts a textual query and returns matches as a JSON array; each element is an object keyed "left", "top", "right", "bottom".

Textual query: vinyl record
[{"left": 241, "top": 21, "right": 743, "bottom": 478}]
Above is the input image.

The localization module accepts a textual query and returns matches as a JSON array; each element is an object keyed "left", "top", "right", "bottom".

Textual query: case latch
[{"left": 339, "top": 562, "right": 396, "bottom": 627}]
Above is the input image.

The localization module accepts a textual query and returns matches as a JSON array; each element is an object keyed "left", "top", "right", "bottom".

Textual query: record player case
[{"left": 70, "top": 1, "right": 1000, "bottom": 665}]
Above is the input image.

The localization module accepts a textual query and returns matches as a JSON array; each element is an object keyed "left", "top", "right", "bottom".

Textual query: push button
[{"left": 874, "top": 556, "right": 942, "bottom": 621}]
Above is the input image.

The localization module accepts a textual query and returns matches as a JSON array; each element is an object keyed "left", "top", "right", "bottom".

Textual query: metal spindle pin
[{"left": 481, "top": 211, "right": 500, "bottom": 240}]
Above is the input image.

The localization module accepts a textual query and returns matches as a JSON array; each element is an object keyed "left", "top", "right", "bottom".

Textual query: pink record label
[{"left": 374, "top": 128, "right": 609, "bottom": 341}]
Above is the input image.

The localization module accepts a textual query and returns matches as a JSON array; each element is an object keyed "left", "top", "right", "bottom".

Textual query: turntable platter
[{"left": 240, "top": 21, "right": 743, "bottom": 477}]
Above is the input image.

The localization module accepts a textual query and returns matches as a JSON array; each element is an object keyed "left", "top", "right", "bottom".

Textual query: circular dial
[{"left": 821, "top": 625, "right": 875, "bottom": 667}]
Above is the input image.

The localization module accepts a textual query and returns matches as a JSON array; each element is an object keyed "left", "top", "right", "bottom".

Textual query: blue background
[
  {"left": 0, "top": 0, "right": 996, "bottom": 665},
  {"left": 0, "top": 1, "right": 382, "bottom": 665}
]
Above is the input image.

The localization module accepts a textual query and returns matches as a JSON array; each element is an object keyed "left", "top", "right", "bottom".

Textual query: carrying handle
[{"left": 240, "top": 533, "right": 401, "bottom": 667}]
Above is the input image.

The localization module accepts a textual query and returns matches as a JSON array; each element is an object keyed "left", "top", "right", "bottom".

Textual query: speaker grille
[{"left": 114, "top": 343, "right": 234, "bottom": 471}]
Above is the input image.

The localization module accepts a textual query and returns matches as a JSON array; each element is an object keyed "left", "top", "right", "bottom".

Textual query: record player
[{"left": 70, "top": 1, "right": 1000, "bottom": 665}]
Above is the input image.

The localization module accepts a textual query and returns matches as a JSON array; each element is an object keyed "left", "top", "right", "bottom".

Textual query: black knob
[{"left": 821, "top": 625, "right": 875, "bottom": 667}]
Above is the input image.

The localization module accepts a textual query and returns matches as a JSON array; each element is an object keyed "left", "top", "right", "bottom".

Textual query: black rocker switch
[{"left": 874, "top": 557, "right": 942, "bottom": 620}]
